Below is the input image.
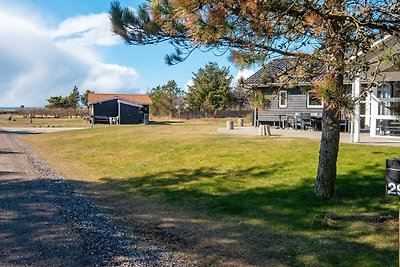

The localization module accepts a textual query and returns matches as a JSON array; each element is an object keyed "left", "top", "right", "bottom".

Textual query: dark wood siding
[
  {"left": 258, "top": 87, "right": 322, "bottom": 123},
  {"left": 93, "top": 99, "right": 118, "bottom": 117},
  {"left": 119, "top": 103, "right": 143, "bottom": 124},
  {"left": 142, "top": 105, "right": 149, "bottom": 114}
]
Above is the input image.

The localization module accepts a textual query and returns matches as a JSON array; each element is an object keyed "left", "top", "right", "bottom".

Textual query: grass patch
[
  {"left": 0, "top": 116, "right": 89, "bottom": 128},
  {"left": 21, "top": 119, "right": 399, "bottom": 266}
]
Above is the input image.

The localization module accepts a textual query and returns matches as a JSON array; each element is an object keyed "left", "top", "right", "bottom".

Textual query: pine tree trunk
[
  {"left": 314, "top": 107, "right": 341, "bottom": 199},
  {"left": 314, "top": 0, "right": 346, "bottom": 198}
]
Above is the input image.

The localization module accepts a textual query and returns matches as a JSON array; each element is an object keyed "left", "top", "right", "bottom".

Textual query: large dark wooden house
[
  {"left": 245, "top": 35, "right": 400, "bottom": 141},
  {"left": 88, "top": 93, "right": 152, "bottom": 124}
]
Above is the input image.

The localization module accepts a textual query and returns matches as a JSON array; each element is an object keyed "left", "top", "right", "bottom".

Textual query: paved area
[
  {"left": 0, "top": 130, "right": 185, "bottom": 266},
  {"left": 0, "top": 127, "right": 86, "bottom": 134},
  {"left": 218, "top": 126, "right": 400, "bottom": 147}
]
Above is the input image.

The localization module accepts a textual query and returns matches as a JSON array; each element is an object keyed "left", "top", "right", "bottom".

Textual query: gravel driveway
[{"left": 0, "top": 129, "right": 184, "bottom": 266}]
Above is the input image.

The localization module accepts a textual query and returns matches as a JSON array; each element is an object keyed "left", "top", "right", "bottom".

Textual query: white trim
[
  {"left": 372, "top": 135, "right": 400, "bottom": 139},
  {"left": 118, "top": 99, "right": 143, "bottom": 108},
  {"left": 348, "top": 35, "right": 391, "bottom": 61},
  {"left": 118, "top": 101, "right": 121, "bottom": 119},
  {"left": 306, "top": 90, "right": 323, "bottom": 108},
  {"left": 375, "top": 115, "right": 398, "bottom": 120},
  {"left": 278, "top": 90, "right": 288, "bottom": 108},
  {"left": 353, "top": 76, "right": 361, "bottom": 142}
]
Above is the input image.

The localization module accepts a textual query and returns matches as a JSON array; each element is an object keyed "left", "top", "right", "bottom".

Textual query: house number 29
[{"left": 387, "top": 182, "right": 400, "bottom": 195}]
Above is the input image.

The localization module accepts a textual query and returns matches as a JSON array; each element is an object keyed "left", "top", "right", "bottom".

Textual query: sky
[{"left": 0, "top": 0, "right": 256, "bottom": 107}]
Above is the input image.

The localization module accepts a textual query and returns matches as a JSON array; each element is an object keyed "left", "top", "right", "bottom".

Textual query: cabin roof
[{"left": 88, "top": 93, "right": 152, "bottom": 105}]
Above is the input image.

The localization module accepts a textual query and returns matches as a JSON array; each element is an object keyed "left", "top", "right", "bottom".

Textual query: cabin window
[
  {"left": 278, "top": 90, "right": 288, "bottom": 108},
  {"left": 394, "top": 82, "right": 400, "bottom": 97},
  {"left": 307, "top": 91, "right": 323, "bottom": 108}
]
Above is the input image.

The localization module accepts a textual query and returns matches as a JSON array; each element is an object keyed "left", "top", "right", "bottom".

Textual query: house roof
[
  {"left": 246, "top": 36, "right": 400, "bottom": 88},
  {"left": 88, "top": 93, "right": 152, "bottom": 105},
  {"left": 244, "top": 57, "right": 326, "bottom": 87},
  {"left": 245, "top": 57, "right": 380, "bottom": 88},
  {"left": 90, "top": 97, "right": 144, "bottom": 107}
]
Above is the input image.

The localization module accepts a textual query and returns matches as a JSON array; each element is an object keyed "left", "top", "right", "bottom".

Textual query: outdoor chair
[{"left": 295, "top": 112, "right": 312, "bottom": 130}]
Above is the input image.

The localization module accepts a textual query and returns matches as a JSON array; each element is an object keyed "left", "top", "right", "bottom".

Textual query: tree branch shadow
[{"left": 93, "top": 164, "right": 398, "bottom": 266}]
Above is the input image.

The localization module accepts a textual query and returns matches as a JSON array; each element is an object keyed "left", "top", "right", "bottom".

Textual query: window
[
  {"left": 307, "top": 91, "right": 323, "bottom": 108},
  {"left": 394, "top": 82, "right": 400, "bottom": 97},
  {"left": 278, "top": 90, "right": 288, "bottom": 108}
]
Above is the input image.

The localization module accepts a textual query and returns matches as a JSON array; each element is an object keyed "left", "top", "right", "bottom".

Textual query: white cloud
[
  {"left": 52, "top": 13, "right": 121, "bottom": 46},
  {"left": 232, "top": 69, "right": 255, "bottom": 87},
  {"left": 82, "top": 63, "right": 139, "bottom": 91},
  {"left": 184, "top": 79, "right": 194, "bottom": 91},
  {"left": 0, "top": 7, "right": 139, "bottom": 107}
]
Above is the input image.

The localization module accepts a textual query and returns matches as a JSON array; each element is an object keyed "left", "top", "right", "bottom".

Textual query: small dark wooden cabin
[{"left": 88, "top": 93, "right": 152, "bottom": 124}]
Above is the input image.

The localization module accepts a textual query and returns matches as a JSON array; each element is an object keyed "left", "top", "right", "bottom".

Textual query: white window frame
[
  {"left": 278, "top": 90, "right": 288, "bottom": 108},
  {"left": 306, "top": 90, "right": 323, "bottom": 108}
]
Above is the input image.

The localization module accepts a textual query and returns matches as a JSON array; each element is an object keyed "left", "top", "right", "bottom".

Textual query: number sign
[{"left": 386, "top": 159, "right": 400, "bottom": 196}]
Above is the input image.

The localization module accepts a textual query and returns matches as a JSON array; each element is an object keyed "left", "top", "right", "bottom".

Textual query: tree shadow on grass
[
  {"left": 97, "top": 164, "right": 398, "bottom": 266},
  {"left": 0, "top": 130, "right": 41, "bottom": 135},
  {"left": 148, "top": 120, "right": 185, "bottom": 125},
  {"left": 0, "top": 150, "right": 23, "bottom": 155},
  {"left": 2, "top": 168, "right": 394, "bottom": 266}
]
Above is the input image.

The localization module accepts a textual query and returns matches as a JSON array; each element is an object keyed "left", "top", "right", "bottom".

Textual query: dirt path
[{"left": 0, "top": 130, "right": 184, "bottom": 266}]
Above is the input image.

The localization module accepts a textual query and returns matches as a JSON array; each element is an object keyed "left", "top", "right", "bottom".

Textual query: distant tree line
[
  {"left": 46, "top": 86, "right": 93, "bottom": 109},
  {"left": 150, "top": 62, "right": 252, "bottom": 118},
  {"left": 46, "top": 62, "right": 252, "bottom": 116}
]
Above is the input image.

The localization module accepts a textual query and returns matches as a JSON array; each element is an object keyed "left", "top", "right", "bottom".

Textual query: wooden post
[
  {"left": 258, "top": 125, "right": 264, "bottom": 136},
  {"left": 258, "top": 125, "right": 271, "bottom": 136},
  {"left": 370, "top": 92, "right": 378, "bottom": 137},
  {"left": 353, "top": 75, "right": 361, "bottom": 142},
  {"left": 226, "top": 120, "right": 234, "bottom": 130},
  {"left": 266, "top": 125, "right": 271, "bottom": 136}
]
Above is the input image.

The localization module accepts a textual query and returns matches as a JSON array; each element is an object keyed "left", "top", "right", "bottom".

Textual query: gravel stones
[{"left": 0, "top": 131, "right": 188, "bottom": 266}]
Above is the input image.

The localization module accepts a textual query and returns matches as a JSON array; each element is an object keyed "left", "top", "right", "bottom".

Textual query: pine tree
[
  {"left": 81, "top": 89, "right": 94, "bottom": 108},
  {"left": 150, "top": 80, "right": 184, "bottom": 117},
  {"left": 67, "top": 86, "right": 80, "bottom": 108},
  {"left": 186, "top": 62, "right": 234, "bottom": 114}
]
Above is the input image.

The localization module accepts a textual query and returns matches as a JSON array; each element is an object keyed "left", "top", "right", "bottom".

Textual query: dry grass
[
  {"left": 0, "top": 115, "right": 89, "bottom": 128},
  {"left": 20, "top": 119, "right": 399, "bottom": 266}
]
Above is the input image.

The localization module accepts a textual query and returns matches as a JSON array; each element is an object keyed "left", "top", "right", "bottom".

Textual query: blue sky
[{"left": 0, "top": 0, "right": 256, "bottom": 107}]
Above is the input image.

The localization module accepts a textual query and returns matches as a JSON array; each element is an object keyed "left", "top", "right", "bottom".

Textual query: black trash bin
[{"left": 386, "top": 158, "right": 400, "bottom": 196}]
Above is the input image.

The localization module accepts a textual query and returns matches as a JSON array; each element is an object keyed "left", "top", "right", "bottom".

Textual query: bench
[{"left": 92, "top": 116, "right": 109, "bottom": 124}]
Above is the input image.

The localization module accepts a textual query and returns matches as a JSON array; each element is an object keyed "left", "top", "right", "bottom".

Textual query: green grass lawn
[
  {"left": 21, "top": 119, "right": 399, "bottom": 266},
  {"left": 0, "top": 116, "right": 89, "bottom": 127}
]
